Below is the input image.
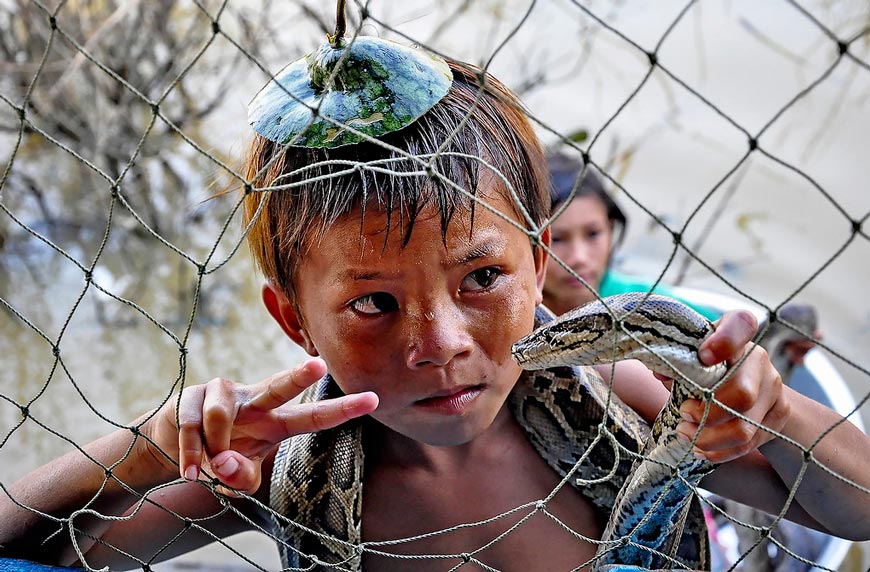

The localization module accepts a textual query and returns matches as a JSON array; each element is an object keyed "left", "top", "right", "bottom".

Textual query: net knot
[
  {"left": 211, "top": 21, "right": 221, "bottom": 35},
  {"left": 646, "top": 51, "right": 657, "bottom": 66},
  {"left": 748, "top": 137, "right": 758, "bottom": 151},
  {"left": 671, "top": 230, "right": 682, "bottom": 244},
  {"left": 52, "top": 345, "right": 61, "bottom": 358},
  {"left": 851, "top": 219, "right": 862, "bottom": 235},
  {"left": 460, "top": 553, "right": 471, "bottom": 563},
  {"left": 48, "top": 15, "right": 58, "bottom": 29},
  {"left": 535, "top": 500, "right": 546, "bottom": 511},
  {"left": 19, "top": 405, "right": 29, "bottom": 418},
  {"left": 838, "top": 40, "right": 849, "bottom": 55}
]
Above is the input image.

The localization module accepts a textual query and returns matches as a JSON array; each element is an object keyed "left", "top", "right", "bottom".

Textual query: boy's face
[{"left": 269, "top": 187, "right": 548, "bottom": 447}]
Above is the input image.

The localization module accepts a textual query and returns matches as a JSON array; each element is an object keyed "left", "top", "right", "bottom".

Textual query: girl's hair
[
  {"left": 546, "top": 150, "right": 627, "bottom": 246},
  {"left": 242, "top": 60, "right": 550, "bottom": 303}
]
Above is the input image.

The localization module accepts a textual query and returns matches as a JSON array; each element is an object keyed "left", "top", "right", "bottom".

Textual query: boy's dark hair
[
  {"left": 546, "top": 150, "right": 627, "bottom": 247},
  {"left": 243, "top": 61, "right": 550, "bottom": 304}
]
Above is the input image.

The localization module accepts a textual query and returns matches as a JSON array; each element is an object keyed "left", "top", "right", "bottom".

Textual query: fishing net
[{"left": 2, "top": 1, "right": 869, "bottom": 570}]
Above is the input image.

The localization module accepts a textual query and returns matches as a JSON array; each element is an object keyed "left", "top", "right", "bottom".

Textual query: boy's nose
[{"left": 405, "top": 304, "right": 474, "bottom": 368}]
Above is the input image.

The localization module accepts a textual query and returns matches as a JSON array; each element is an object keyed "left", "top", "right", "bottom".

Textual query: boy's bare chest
[{"left": 361, "top": 435, "right": 604, "bottom": 571}]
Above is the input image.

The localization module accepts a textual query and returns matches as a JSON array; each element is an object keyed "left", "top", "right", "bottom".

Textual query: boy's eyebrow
[
  {"left": 452, "top": 236, "right": 504, "bottom": 266},
  {"left": 338, "top": 235, "right": 506, "bottom": 282},
  {"left": 342, "top": 269, "right": 386, "bottom": 281}
]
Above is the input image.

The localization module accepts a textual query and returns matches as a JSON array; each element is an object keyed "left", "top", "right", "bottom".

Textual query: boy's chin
[
  {"left": 414, "top": 426, "right": 487, "bottom": 448},
  {"left": 382, "top": 407, "right": 508, "bottom": 449}
]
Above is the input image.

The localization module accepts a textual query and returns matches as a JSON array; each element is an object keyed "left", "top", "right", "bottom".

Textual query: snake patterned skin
[
  {"left": 269, "top": 295, "right": 714, "bottom": 571},
  {"left": 512, "top": 292, "right": 727, "bottom": 572}
]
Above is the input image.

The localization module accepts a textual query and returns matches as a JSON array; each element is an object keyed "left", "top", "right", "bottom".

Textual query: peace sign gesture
[{"left": 149, "top": 358, "right": 379, "bottom": 495}]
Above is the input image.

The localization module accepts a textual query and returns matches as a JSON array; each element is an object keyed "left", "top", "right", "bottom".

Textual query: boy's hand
[
  {"left": 676, "top": 310, "right": 791, "bottom": 464},
  {"left": 147, "top": 358, "right": 378, "bottom": 494}
]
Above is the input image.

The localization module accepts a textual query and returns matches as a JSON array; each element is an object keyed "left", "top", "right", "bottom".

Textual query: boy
[{"left": 1, "top": 60, "right": 869, "bottom": 572}]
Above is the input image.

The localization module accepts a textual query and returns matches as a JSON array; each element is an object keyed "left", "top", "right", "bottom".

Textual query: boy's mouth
[{"left": 414, "top": 385, "right": 484, "bottom": 415}]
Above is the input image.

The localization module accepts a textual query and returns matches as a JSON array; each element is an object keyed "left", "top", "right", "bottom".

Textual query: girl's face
[
  {"left": 281, "top": 189, "right": 547, "bottom": 448},
  {"left": 542, "top": 195, "right": 614, "bottom": 315}
]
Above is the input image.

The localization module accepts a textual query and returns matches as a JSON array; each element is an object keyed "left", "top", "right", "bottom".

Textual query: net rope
[{"left": 1, "top": 0, "right": 869, "bottom": 571}]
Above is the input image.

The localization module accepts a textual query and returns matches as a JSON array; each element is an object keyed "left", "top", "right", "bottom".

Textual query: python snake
[
  {"left": 271, "top": 292, "right": 723, "bottom": 571},
  {"left": 512, "top": 292, "right": 727, "bottom": 572}
]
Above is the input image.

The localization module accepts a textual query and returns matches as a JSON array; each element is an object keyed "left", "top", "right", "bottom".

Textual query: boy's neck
[{"left": 364, "top": 403, "right": 520, "bottom": 474}]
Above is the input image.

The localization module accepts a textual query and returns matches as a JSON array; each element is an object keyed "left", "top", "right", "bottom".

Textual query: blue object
[{"left": 0, "top": 559, "right": 83, "bottom": 571}]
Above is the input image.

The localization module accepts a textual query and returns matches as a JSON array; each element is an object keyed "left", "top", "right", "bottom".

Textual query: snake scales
[
  {"left": 270, "top": 292, "right": 723, "bottom": 571},
  {"left": 513, "top": 293, "right": 726, "bottom": 571}
]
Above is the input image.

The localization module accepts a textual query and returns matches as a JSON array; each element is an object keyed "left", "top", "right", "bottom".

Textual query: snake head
[
  {"left": 512, "top": 302, "right": 613, "bottom": 370},
  {"left": 513, "top": 294, "right": 724, "bottom": 388}
]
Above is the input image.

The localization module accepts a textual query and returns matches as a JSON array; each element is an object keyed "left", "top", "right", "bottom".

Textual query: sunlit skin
[
  {"left": 543, "top": 195, "right": 614, "bottom": 315},
  {"left": 261, "top": 189, "right": 612, "bottom": 571},
  {"left": 266, "top": 189, "right": 547, "bottom": 449}
]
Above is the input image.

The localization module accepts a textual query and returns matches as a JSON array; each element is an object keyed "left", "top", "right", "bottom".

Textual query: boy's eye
[
  {"left": 461, "top": 267, "right": 502, "bottom": 292},
  {"left": 351, "top": 293, "right": 399, "bottom": 315}
]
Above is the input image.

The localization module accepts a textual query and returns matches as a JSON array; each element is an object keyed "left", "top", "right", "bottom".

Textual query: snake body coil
[{"left": 512, "top": 293, "right": 727, "bottom": 572}]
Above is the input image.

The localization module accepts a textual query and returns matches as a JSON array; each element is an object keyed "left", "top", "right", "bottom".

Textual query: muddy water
[{"left": 2, "top": 0, "right": 868, "bottom": 570}]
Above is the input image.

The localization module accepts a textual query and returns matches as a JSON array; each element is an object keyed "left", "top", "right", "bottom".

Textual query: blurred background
[{"left": 1, "top": 0, "right": 868, "bottom": 569}]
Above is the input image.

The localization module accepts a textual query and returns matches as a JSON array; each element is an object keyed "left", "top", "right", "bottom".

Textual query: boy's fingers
[
  {"left": 211, "top": 450, "right": 262, "bottom": 494},
  {"left": 680, "top": 418, "right": 774, "bottom": 464},
  {"left": 177, "top": 385, "right": 206, "bottom": 481},
  {"left": 275, "top": 392, "right": 379, "bottom": 436},
  {"left": 246, "top": 359, "right": 328, "bottom": 411},
  {"left": 202, "top": 378, "right": 238, "bottom": 458},
  {"left": 699, "top": 310, "right": 758, "bottom": 365}
]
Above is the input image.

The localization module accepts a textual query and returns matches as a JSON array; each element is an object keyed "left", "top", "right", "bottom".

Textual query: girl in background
[{"left": 542, "top": 150, "right": 719, "bottom": 320}]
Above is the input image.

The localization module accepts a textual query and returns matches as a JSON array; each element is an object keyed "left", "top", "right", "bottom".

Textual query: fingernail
[
  {"left": 681, "top": 411, "right": 694, "bottom": 423},
  {"left": 213, "top": 456, "right": 239, "bottom": 477},
  {"left": 693, "top": 448, "right": 708, "bottom": 461},
  {"left": 699, "top": 348, "right": 715, "bottom": 364},
  {"left": 184, "top": 465, "right": 199, "bottom": 481}
]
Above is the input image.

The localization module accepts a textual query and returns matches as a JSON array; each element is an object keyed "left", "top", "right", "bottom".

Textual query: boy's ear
[
  {"left": 533, "top": 227, "right": 550, "bottom": 306},
  {"left": 261, "top": 282, "right": 319, "bottom": 356}
]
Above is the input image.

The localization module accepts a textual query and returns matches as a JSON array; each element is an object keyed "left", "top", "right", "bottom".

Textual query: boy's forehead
[
  {"left": 307, "top": 187, "right": 527, "bottom": 258},
  {"left": 326, "top": 171, "right": 524, "bottom": 237}
]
